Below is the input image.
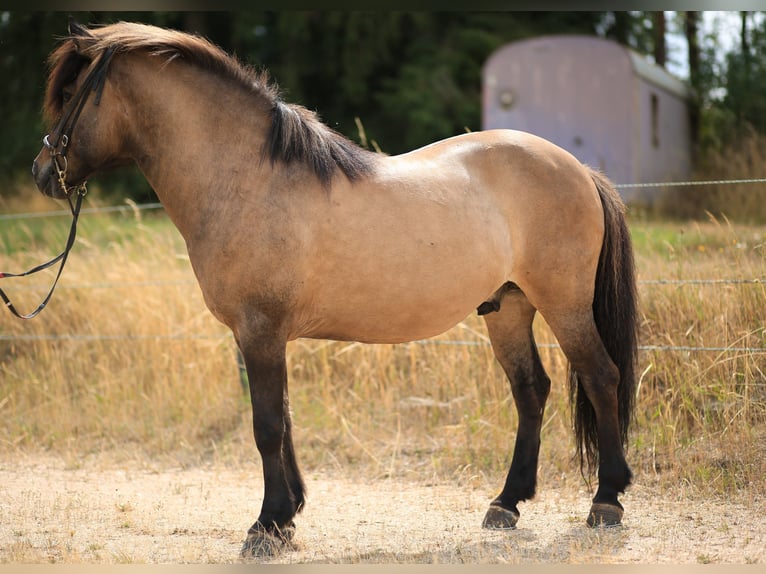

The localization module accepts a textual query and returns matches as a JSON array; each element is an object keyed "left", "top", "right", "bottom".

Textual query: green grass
[{"left": 0, "top": 199, "right": 170, "bottom": 258}]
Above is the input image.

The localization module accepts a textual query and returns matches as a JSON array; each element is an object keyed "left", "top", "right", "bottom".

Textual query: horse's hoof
[
  {"left": 586, "top": 502, "right": 624, "bottom": 528},
  {"left": 482, "top": 504, "right": 519, "bottom": 530},
  {"left": 240, "top": 522, "right": 296, "bottom": 558}
]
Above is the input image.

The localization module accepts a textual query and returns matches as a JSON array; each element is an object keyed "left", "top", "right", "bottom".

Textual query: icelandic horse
[{"left": 31, "top": 21, "right": 638, "bottom": 556}]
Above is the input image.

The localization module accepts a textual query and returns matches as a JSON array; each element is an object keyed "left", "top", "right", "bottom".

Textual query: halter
[
  {"left": 43, "top": 45, "right": 116, "bottom": 197},
  {"left": 0, "top": 45, "right": 116, "bottom": 320}
]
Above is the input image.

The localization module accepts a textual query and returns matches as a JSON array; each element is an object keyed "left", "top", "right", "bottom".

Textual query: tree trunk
[
  {"left": 611, "top": 11, "right": 630, "bottom": 45},
  {"left": 685, "top": 11, "right": 701, "bottom": 152},
  {"left": 653, "top": 11, "right": 666, "bottom": 67},
  {"left": 740, "top": 11, "right": 749, "bottom": 56}
]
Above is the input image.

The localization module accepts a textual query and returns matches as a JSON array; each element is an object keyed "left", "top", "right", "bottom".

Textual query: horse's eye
[{"left": 62, "top": 90, "right": 73, "bottom": 103}]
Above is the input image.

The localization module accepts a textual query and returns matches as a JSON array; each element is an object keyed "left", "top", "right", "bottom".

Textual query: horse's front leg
[{"left": 238, "top": 332, "right": 305, "bottom": 557}]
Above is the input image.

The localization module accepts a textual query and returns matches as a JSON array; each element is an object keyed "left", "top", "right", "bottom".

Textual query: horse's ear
[
  {"left": 67, "top": 18, "right": 96, "bottom": 54},
  {"left": 67, "top": 18, "right": 91, "bottom": 39}
]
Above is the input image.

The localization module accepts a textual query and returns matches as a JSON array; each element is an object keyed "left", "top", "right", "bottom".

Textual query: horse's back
[{"left": 391, "top": 129, "right": 605, "bottom": 275}]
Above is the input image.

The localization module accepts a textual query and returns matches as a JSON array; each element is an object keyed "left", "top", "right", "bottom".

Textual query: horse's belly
[
  {"left": 296, "top": 297, "right": 488, "bottom": 344},
  {"left": 293, "top": 246, "right": 507, "bottom": 343}
]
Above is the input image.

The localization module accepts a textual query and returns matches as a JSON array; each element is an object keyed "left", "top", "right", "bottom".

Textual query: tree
[
  {"left": 602, "top": 11, "right": 655, "bottom": 55},
  {"left": 653, "top": 11, "right": 666, "bottom": 67},
  {"left": 722, "top": 11, "right": 766, "bottom": 135},
  {"left": 685, "top": 11, "right": 702, "bottom": 151},
  {"left": 0, "top": 12, "right": 71, "bottom": 188}
]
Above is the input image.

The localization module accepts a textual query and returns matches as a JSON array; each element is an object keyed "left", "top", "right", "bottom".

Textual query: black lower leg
[
  {"left": 483, "top": 296, "right": 550, "bottom": 529},
  {"left": 493, "top": 360, "right": 551, "bottom": 512},
  {"left": 281, "top": 411, "right": 306, "bottom": 513},
  {"left": 241, "top": 339, "right": 300, "bottom": 536},
  {"left": 590, "top": 428, "right": 633, "bottom": 516}
]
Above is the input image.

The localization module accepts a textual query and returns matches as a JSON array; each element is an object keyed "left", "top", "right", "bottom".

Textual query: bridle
[
  {"left": 43, "top": 45, "right": 116, "bottom": 198},
  {"left": 0, "top": 45, "right": 116, "bottom": 319}
]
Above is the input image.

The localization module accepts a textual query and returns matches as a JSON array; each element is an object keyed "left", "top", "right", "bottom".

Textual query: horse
[{"left": 32, "top": 21, "right": 638, "bottom": 556}]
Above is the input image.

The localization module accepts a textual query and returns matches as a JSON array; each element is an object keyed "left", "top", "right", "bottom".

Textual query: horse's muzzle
[{"left": 32, "top": 157, "right": 66, "bottom": 199}]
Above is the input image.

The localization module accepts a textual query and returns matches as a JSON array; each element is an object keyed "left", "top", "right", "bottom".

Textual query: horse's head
[{"left": 32, "top": 21, "right": 128, "bottom": 199}]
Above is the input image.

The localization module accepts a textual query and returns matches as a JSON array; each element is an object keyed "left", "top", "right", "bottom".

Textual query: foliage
[
  {"left": 0, "top": 12, "right": 63, "bottom": 188},
  {"left": 2, "top": 11, "right": 766, "bottom": 211},
  {"left": 1, "top": 11, "right": 601, "bottom": 194},
  {"left": 695, "top": 12, "right": 766, "bottom": 151}
]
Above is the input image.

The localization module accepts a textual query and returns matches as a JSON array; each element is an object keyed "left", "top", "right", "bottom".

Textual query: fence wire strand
[
  {"left": 0, "top": 202, "right": 164, "bottom": 221},
  {"left": 614, "top": 177, "right": 766, "bottom": 189}
]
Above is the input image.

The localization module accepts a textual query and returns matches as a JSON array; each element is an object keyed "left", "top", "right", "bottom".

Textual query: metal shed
[{"left": 482, "top": 35, "right": 692, "bottom": 202}]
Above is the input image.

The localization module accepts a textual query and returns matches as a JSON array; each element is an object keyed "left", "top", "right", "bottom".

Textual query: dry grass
[
  {"left": 651, "top": 128, "right": 766, "bottom": 222},
  {"left": 1, "top": 190, "right": 765, "bottom": 503},
  {"left": 630, "top": 216, "right": 766, "bottom": 496}
]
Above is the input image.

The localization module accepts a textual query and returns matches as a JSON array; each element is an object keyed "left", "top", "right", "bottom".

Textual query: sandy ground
[{"left": 0, "top": 454, "right": 763, "bottom": 564}]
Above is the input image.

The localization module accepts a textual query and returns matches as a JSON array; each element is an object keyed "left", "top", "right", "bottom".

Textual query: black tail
[{"left": 570, "top": 168, "right": 639, "bottom": 475}]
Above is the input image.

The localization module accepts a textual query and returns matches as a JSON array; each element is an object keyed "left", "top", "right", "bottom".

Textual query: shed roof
[
  {"left": 627, "top": 49, "right": 690, "bottom": 100},
  {"left": 486, "top": 35, "right": 690, "bottom": 100}
]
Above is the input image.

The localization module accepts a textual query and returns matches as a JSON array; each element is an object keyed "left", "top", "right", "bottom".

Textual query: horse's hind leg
[
  {"left": 481, "top": 285, "right": 551, "bottom": 529},
  {"left": 542, "top": 307, "right": 632, "bottom": 527},
  {"left": 237, "top": 330, "right": 305, "bottom": 557}
]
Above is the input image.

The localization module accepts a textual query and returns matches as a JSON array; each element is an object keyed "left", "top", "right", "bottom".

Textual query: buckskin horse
[{"left": 31, "top": 21, "right": 638, "bottom": 556}]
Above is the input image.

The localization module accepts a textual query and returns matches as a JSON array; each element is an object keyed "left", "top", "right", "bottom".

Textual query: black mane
[{"left": 268, "top": 101, "right": 374, "bottom": 185}]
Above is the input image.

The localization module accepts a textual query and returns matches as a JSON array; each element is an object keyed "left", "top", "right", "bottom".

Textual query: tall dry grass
[
  {"left": 0, "top": 195, "right": 241, "bottom": 462},
  {"left": 1, "top": 191, "right": 764, "bottom": 501},
  {"left": 653, "top": 128, "right": 766, "bottom": 222}
]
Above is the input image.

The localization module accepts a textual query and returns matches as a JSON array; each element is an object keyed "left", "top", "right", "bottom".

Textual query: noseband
[
  {"left": 43, "top": 45, "right": 116, "bottom": 197},
  {"left": 0, "top": 45, "right": 116, "bottom": 319}
]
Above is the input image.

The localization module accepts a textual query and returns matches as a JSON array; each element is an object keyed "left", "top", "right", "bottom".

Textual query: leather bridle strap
[
  {"left": 0, "top": 190, "right": 84, "bottom": 319},
  {"left": 45, "top": 45, "right": 116, "bottom": 161}
]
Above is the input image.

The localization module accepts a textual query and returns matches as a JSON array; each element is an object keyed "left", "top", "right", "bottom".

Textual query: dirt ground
[{"left": 0, "top": 453, "right": 763, "bottom": 564}]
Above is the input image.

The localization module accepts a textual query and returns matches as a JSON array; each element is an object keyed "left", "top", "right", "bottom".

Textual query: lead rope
[{"left": 0, "top": 187, "right": 86, "bottom": 319}]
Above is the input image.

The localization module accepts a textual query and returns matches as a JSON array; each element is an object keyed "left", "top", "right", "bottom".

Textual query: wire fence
[
  {"left": 2, "top": 270, "right": 763, "bottom": 353},
  {"left": 0, "top": 332, "right": 763, "bottom": 355},
  {"left": 613, "top": 177, "right": 766, "bottom": 189},
  {"left": 0, "top": 202, "right": 164, "bottom": 221},
  {"left": 2, "top": 177, "right": 765, "bottom": 354}
]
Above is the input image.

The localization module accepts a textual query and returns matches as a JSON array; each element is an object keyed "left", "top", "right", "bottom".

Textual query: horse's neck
[{"left": 120, "top": 59, "right": 272, "bottom": 239}]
